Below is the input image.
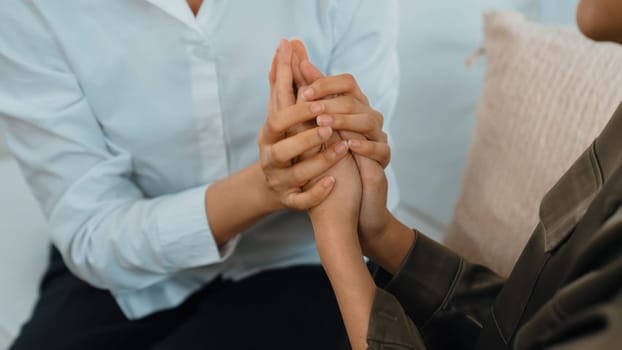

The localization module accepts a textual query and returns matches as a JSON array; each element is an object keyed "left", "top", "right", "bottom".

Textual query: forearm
[
  {"left": 205, "top": 161, "right": 281, "bottom": 245},
  {"left": 308, "top": 139, "right": 371, "bottom": 349},
  {"left": 314, "top": 226, "right": 376, "bottom": 350},
  {"left": 310, "top": 191, "right": 374, "bottom": 350}
]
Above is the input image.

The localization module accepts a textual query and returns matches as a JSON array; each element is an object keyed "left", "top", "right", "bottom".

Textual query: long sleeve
[
  {"left": 0, "top": 0, "right": 404, "bottom": 320},
  {"left": 328, "top": 0, "right": 399, "bottom": 121},
  {"left": 367, "top": 233, "right": 505, "bottom": 349},
  {"left": 513, "top": 206, "right": 622, "bottom": 350},
  {"left": 327, "top": 0, "right": 401, "bottom": 209},
  {"left": 0, "top": 3, "right": 238, "bottom": 313},
  {"left": 368, "top": 205, "right": 622, "bottom": 350}
]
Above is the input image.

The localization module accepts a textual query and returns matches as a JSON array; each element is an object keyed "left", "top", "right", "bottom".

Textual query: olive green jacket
[{"left": 367, "top": 104, "right": 622, "bottom": 350}]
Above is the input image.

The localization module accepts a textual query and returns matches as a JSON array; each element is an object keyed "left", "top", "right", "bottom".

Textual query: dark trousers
[{"left": 10, "top": 248, "right": 350, "bottom": 350}]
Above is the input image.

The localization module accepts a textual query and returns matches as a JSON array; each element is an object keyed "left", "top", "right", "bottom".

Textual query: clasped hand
[{"left": 257, "top": 39, "right": 391, "bottom": 242}]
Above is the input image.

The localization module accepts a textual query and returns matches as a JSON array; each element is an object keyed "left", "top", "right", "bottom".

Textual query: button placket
[
  {"left": 193, "top": 45, "right": 211, "bottom": 60},
  {"left": 187, "top": 32, "right": 226, "bottom": 177}
]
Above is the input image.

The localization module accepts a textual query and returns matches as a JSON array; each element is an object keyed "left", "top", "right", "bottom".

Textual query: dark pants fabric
[{"left": 10, "top": 248, "right": 350, "bottom": 350}]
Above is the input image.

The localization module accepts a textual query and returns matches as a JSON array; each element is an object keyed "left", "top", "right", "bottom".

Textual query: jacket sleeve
[
  {"left": 367, "top": 232, "right": 506, "bottom": 349},
  {"left": 514, "top": 207, "right": 622, "bottom": 350}
]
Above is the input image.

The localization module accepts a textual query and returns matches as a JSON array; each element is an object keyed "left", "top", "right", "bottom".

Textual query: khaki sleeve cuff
[
  {"left": 367, "top": 288, "right": 427, "bottom": 350},
  {"left": 374, "top": 232, "right": 463, "bottom": 327}
]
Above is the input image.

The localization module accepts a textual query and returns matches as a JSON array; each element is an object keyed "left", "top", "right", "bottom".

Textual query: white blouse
[{"left": 0, "top": 0, "right": 399, "bottom": 318}]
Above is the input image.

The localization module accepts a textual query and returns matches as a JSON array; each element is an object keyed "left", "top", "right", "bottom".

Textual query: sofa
[{"left": 0, "top": 1, "right": 580, "bottom": 348}]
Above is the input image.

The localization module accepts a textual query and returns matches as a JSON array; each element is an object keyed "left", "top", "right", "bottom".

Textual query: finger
[
  {"left": 271, "top": 126, "right": 333, "bottom": 164},
  {"left": 291, "top": 48, "right": 307, "bottom": 88},
  {"left": 302, "top": 74, "right": 368, "bottom": 104},
  {"left": 296, "top": 84, "right": 309, "bottom": 103},
  {"left": 351, "top": 153, "right": 388, "bottom": 206},
  {"left": 311, "top": 96, "right": 369, "bottom": 117},
  {"left": 283, "top": 175, "right": 336, "bottom": 210},
  {"left": 338, "top": 130, "right": 364, "bottom": 144},
  {"left": 316, "top": 113, "right": 385, "bottom": 141},
  {"left": 269, "top": 48, "right": 278, "bottom": 85},
  {"left": 300, "top": 59, "right": 324, "bottom": 84},
  {"left": 348, "top": 139, "right": 391, "bottom": 168},
  {"left": 263, "top": 101, "right": 327, "bottom": 142},
  {"left": 291, "top": 40, "right": 314, "bottom": 87},
  {"left": 286, "top": 122, "right": 312, "bottom": 137},
  {"left": 285, "top": 140, "right": 350, "bottom": 186},
  {"left": 291, "top": 39, "right": 310, "bottom": 62},
  {"left": 267, "top": 49, "right": 279, "bottom": 115},
  {"left": 276, "top": 39, "right": 295, "bottom": 109}
]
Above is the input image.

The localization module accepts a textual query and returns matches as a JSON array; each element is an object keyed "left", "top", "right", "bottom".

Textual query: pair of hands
[{"left": 257, "top": 39, "right": 391, "bottom": 243}]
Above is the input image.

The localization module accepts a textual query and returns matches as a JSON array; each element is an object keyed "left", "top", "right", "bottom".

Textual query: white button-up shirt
[{"left": 0, "top": 0, "right": 399, "bottom": 318}]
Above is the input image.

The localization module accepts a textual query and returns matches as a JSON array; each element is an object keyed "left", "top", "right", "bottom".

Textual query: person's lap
[{"left": 10, "top": 248, "right": 349, "bottom": 350}]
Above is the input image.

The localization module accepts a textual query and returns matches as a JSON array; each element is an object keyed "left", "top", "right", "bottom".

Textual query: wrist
[
  {"left": 361, "top": 214, "right": 415, "bottom": 274},
  {"left": 358, "top": 209, "right": 393, "bottom": 250},
  {"left": 251, "top": 161, "right": 286, "bottom": 214},
  {"left": 204, "top": 162, "right": 285, "bottom": 245},
  {"left": 310, "top": 208, "right": 361, "bottom": 261}
]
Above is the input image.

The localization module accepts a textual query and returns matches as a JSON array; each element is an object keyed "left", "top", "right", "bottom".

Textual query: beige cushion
[{"left": 444, "top": 11, "right": 622, "bottom": 277}]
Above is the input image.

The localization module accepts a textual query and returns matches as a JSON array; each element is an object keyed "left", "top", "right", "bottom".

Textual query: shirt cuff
[
  {"left": 367, "top": 288, "right": 427, "bottom": 350},
  {"left": 155, "top": 185, "right": 239, "bottom": 270},
  {"left": 374, "top": 232, "right": 463, "bottom": 328}
]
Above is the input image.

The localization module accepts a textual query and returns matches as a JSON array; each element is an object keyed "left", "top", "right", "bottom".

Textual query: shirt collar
[{"left": 143, "top": 0, "right": 203, "bottom": 34}]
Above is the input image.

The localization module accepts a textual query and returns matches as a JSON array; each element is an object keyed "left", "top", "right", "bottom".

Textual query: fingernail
[
  {"left": 279, "top": 38, "right": 287, "bottom": 50},
  {"left": 316, "top": 115, "right": 334, "bottom": 126},
  {"left": 323, "top": 176, "right": 335, "bottom": 189},
  {"left": 318, "top": 126, "right": 332, "bottom": 139},
  {"left": 348, "top": 139, "right": 361, "bottom": 148},
  {"left": 310, "top": 103, "right": 324, "bottom": 114},
  {"left": 334, "top": 140, "right": 349, "bottom": 155},
  {"left": 303, "top": 87, "right": 314, "bottom": 100}
]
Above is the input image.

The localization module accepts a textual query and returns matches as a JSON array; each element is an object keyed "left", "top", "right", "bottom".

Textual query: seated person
[
  {"left": 0, "top": 1, "right": 397, "bottom": 349},
  {"left": 267, "top": 0, "right": 622, "bottom": 348}
]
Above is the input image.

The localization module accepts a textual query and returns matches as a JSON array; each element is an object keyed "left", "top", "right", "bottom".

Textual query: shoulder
[
  {"left": 0, "top": 1, "right": 64, "bottom": 66},
  {"left": 0, "top": 1, "right": 48, "bottom": 37},
  {"left": 329, "top": 0, "right": 398, "bottom": 35}
]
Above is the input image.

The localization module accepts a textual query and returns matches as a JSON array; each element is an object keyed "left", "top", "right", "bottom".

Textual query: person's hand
[
  {"left": 291, "top": 40, "right": 392, "bottom": 241},
  {"left": 257, "top": 40, "right": 351, "bottom": 211},
  {"left": 269, "top": 40, "right": 362, "bottom": 236}
]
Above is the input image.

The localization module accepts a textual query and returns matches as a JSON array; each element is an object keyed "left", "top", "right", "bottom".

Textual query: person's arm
[
  {"left": 292, "top": 46, "right": 503, "bottom": 350},
  {"left": 269, "top": 39, "right": 371, "bottom": 350},
  {"left": 513, "top": 206, "right": 622, "bottom": 350},
  {"left": 0, "top": 6, "right": 346, "bottom": 318},
  {"left": 287, "top": 32, "right": 403, "bottom": 347},
  {"left": 367, "top": 203, "right": 622, "bottom": 350},
  {"left": 208, "top": 93, "right": 350, "bottom": 244},
  {"left": 363, "top": 223, "right": 504, "bottom": 349},
  {"left": 309, "top": 213, "right": 376, "bottom": 350}
]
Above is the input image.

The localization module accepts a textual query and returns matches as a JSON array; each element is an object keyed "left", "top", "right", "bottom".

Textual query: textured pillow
[{"left": 444, "top": 11, "right": 622, "bottom": 277}]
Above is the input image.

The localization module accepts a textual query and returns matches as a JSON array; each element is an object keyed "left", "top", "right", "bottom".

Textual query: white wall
[{"left": 391, "top": 0, "right": 580, "bottom": 239}]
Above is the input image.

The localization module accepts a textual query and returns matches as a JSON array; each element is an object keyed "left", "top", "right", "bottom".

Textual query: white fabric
[
  {"left": 0, "top": 139, "right": 6, "bottom": 158},
  {"left": 0, "top": 0, "right": 399, "bottom": 319},
  {"left": 0, "top": 158, "right": 48, "bottom": 338}
]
